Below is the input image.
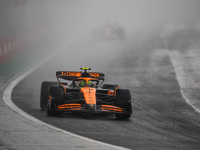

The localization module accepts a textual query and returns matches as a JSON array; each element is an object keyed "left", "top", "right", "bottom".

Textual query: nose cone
[{"left": 80, "top": 87, "right": 96, "bottom": 105}]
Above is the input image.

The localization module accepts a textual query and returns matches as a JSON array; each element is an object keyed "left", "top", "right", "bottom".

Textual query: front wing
[{"left": 56, "top": 103, "right": 128, "bottom": 114}]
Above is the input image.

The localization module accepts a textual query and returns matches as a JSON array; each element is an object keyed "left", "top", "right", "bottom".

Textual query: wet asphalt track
[{"left": 12, "top": 38, "right": 200, "bottom": 150}]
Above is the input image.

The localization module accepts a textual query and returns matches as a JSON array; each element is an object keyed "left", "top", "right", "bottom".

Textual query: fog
[
  {"left": 1, "top": 0, "right": 200, "bottom": 70},
  {"left": 45, "top": 0, "right": 200, "bottom": 34},
  {"left": 1, "top": 0, "right": 200, "bottom": 41}
]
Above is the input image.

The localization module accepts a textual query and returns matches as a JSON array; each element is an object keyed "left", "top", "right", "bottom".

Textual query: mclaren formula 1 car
[
  {"left": 92, "top": 23, "right": 125, "bottom": 40},
  {"left": 40, "top": 68, "right": 132, "bottom": 119}
]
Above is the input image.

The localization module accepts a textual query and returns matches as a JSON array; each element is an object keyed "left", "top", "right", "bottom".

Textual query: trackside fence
[{"left": 0, "top": 26, "right": 46, "bottom": 63}]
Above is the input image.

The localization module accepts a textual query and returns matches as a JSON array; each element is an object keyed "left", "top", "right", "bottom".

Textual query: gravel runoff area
[{"left": 169, "top": 46, "right": 200, "bottom": 114}]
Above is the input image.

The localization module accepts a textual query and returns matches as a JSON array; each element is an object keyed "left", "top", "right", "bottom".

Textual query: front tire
[
  {"left": 49, "top": 85, "right": 64, "bottom": 107},
  {"left": 40, "top": 81, "right": 57, "bottom": 111},
  {"left": 114, "top": 89, "right": 132, "bottom": 119},
  {"left": 47, "top": 86, "right": 64, "bottom": 116}
]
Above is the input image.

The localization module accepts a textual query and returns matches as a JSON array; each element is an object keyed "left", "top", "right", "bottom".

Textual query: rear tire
[
  {"left": 114, "top": 89, "right": 132, "bottom": 120},
  {"left": 40, "top": 81, "right": 57, "bottom": 111}
]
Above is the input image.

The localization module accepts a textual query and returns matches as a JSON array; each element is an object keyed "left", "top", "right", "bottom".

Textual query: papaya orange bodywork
[
  {"left": 101, "top": 105, "right": 123, "bottom": 112},
  {"left": 57, "top": 104, "right": 81, "bottom": 111},
  {"left": 61, "top": 71, "right": 82, "bottom": 77},
  {"left": 114, "top": 86, "right": 120, "bottom": 96},
  {"left": 60, "top": 83, "right": 66, "bottom": 94},
  {"left": 107, "top": 90, "right": 114, "bottom": 95},
  {"left": 59, "top": 71, "right": 100, "bottom": 78},
  {"left": 80, "top": 87, "right": 96, "bottom": 105},
  {"left": 49, "top": 95, "right": 51, "bottom": 102},
  {"left": 78, "top": 77, "right": 97, "bottom": 82}
]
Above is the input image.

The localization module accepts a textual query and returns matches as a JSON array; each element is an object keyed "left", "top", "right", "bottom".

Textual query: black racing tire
[
  {"left": 40, "top": 81, "right": 58, "bottom": 111},
  {"left": 114, "top": 89, "right": 132, "bottom": 120},
  {"left": 102, "top": 84, "right": 119, "bottom": 90},
  {"left": 49, "top": 85, "right": 64, "bottom": 110}
]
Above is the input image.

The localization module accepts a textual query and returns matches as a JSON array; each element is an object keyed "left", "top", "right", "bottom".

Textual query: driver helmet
[
  {"left": 80, "top": 80, "right": 92, "bottom": 87},
  {"left": 80, "top": 80, "right": 87, "bottom": 87},
  {"left": 88, "top": 80, "right": 92, "bottom": 87}
]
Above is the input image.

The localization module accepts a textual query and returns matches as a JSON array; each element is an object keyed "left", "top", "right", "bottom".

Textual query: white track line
[{"left": 2, "top": 42, "right": 130, "bottom": 150}]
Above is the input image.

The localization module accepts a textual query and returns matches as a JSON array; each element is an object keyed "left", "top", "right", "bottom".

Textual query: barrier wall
[{"left": 0, "top": 26, "right": 46, "bottom": 64}]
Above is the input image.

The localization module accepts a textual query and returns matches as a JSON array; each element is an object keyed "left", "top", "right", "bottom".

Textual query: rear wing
[{"left": 56, "top": 71, "right": 105, "bottom": 80}]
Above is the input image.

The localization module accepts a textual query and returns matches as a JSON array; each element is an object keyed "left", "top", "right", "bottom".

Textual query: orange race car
[{"left": 40, "top": 67, "right": 132, "bottom": 119}]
